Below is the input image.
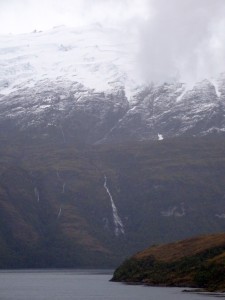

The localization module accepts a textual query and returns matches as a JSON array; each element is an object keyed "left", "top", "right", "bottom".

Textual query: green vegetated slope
[
  {"left": 0, "top": 136, "right": 225, "bottom": 267},
  {"left": 111, "top": 233, "right": 225, "bottom": 292}
]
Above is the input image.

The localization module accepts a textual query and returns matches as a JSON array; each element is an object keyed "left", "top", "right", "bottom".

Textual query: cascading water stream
[{"left": 103, "top": 175, "right": 125, "bottom": 236}]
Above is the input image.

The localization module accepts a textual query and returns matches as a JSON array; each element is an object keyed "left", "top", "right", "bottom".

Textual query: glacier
[{"left": 1, "top": 26, "right": 225, "bottom": 145}]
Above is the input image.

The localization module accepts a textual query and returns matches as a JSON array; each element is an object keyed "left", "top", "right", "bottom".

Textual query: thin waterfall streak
[
  {"left": 57, "top": 169, "right": 66, "bottom": 194},
  {"left": 57, "top": 207, "right": 62, "bottom": 218},
  {"left": 62, "top": 182, "right": 66, "bottom": 193},
  {"left": 34, "top": 187, "right": 40, "bottom": 202},
  {"left": 56, "top": 169, "right": 61, "bottom": 180},
  {"left": 104, "top": 175, "right": 125, "bottom": 236}
]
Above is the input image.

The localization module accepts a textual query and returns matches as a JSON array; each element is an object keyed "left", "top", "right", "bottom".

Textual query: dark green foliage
[
  {"left": 112, "top": 242, "right": 225, "bottom": 291},
  {"left": 113, "top": 257, "right": 156, "bottom": 282},
  {"left": 194, "top": 264, "right": 225, "bottom": 289}
]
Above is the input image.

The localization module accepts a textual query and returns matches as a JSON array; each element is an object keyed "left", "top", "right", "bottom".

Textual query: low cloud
[
  {"left": 138, "top": 0, "right": 225, "bottom": 84},
  {"left": 0, "top": 0, "right": 148, "bottom": 34},
  {"left": 1, "top": 0, "right": 225, "bottom": 85}
]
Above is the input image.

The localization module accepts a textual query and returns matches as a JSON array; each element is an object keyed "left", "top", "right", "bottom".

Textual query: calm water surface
[{"left": 0, "top": 269, "right": 223, "bottom": 300}]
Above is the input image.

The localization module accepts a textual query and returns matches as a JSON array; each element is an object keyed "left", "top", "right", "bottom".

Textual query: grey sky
[
  {"left": 1, "top": 0, "right": 225, "bottom": 84},
  {"left": 0, "top": 0, "right": 148, "bottom": 34},
  {"left": 139, "top": 0, "right": 225, "bottom": 84}
]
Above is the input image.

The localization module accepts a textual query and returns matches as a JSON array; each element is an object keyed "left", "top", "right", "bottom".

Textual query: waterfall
[
  {"left": 104, "top": 175, "right": 125, "bottom": 236},
  {"left": 57, "top": 207, "right": 62, "bottom": 218},
  {"left": 34, "top": 187, "right": 40, "bottom": 202}
]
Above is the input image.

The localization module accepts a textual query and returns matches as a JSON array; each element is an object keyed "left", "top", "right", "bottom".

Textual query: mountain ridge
[
  {"left": 1, "top": 26, "right": 225, "bottom": 268},
  {"left": 1, "top": 27, "right": 225, "bottom": 146},
  {"left": 0, "top": 78, "right": 225, "bottom": 146}
]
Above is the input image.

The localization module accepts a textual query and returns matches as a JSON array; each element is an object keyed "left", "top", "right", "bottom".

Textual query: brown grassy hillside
[
  {"left": 135, "top": 233, "right": 225, "bottom": 262},
  {"left": 112, "top": 233, "right": 225, "bottom": 292}
]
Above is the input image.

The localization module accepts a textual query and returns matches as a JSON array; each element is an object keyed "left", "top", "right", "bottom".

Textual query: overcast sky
[
  {"left": 1, "top": 0, "right": 225, "bottom": 84},
  {"left": 0, "top": 0, "right": 149, "bottom": 34},
  {"left": 139, "top": 0, "right": 225, "bottom": 84}
]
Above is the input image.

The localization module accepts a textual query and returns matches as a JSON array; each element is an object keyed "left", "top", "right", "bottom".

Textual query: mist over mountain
[
  {"left": 139, "top": 0, "right": 225, "bottom": 84},
  {"left": 2, "top": 0, "right": 225, "bottom": 85},
  {"left": 1, "top": 1, "right": 225, "bottom": 268},
  {"left": 1, "top": 25, "right": 225, "bottom": 144}
]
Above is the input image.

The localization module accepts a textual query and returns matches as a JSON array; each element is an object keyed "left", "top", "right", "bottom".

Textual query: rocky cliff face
[
  {"left": 0, "top": 80, "right": 129, "bottom": 145},
  {"left": 98, "top": 79, "right": 225, "bottom": 143},
  {"left": 0, "top": 78, "right": 225, "bottom": 146}
]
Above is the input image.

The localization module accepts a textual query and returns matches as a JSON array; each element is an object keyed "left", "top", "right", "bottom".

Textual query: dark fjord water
[{"left": 0, "top": 270, "right": 222, "bottom": 300}]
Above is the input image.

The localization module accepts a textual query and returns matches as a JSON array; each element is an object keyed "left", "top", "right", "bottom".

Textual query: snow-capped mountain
[
  {"left": 0, "top": 26, "right": 225, "bottom": 145},
  {"left": 0, "top": 25, "right": 139, "bottom": 97},
  {"left": 100, "top": 79, "right": 225, "bottom": 143},
  {"left": 1, "top": 26, "right": 225, "bottom": 269}
]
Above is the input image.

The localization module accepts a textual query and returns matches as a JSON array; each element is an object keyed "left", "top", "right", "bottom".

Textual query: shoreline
[
  {"left": 183, "top": 289, "right": 225, "bottom": 297},
  {"left": 112, "top": 280, "right": 225, "bottom": 295}
]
